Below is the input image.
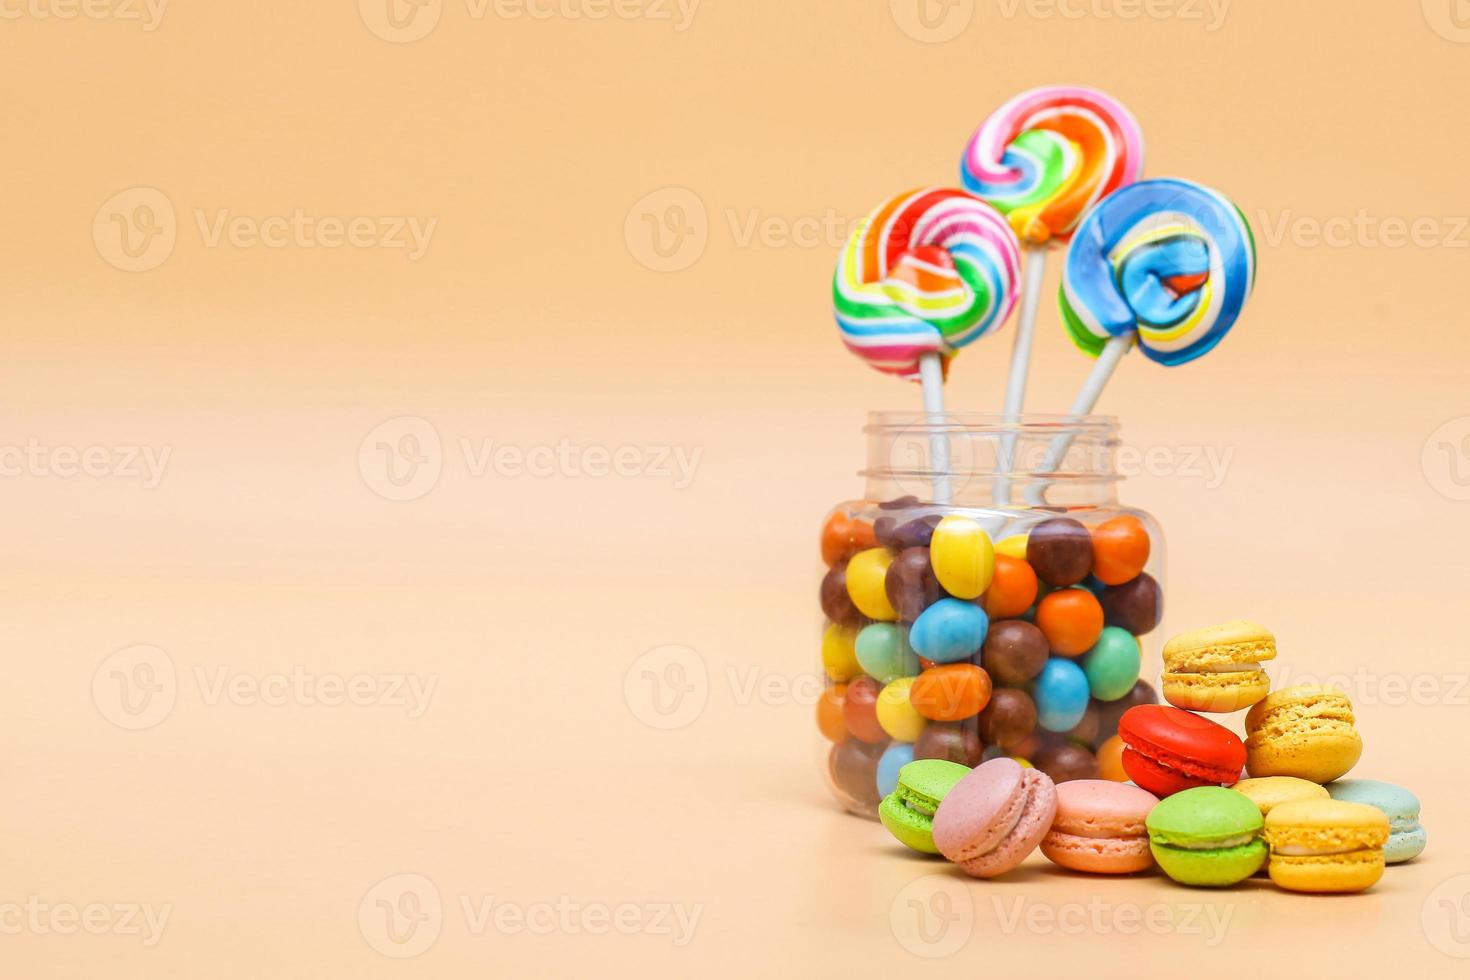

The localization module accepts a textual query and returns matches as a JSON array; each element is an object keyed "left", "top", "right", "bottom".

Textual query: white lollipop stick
[
  {"left": 1025, "top": 333, "right": 1135, "bottom": 505},
  {"left": 994, "top": 247, "right": 1048, "bottom": 505},
  {"left": 917, "top": 352, "right": 953, "bottom": 505}
]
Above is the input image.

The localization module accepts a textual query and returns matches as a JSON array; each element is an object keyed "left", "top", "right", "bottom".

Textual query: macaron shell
[
  {"left": 1246, "top": 730, "right": 1363, "bottom": 784},
  {"left": 1041, "top": 780, "right": 1159, "bottom": 874},
  {"left": 1121, "top": 747, "right": 1230, "bottom": 798},
  {"left": 1262, "top": 799, "right": 1388, "bottom": 892},
  {"left": 879, "top": 793, "right": 940, "bottom": 853},
  {"left": 1382, "top": 826, "right": 1429, "bottom": 864},
  {"left": 1268, "top": 850, "right": 1384, "bottom": 893},
  {"left": 933, "top": 759, "right": 1058, "bottom": 878},
  {"left": 1325, "top": 778, "right": 1426, "bottom": 862},
  {"left": 1162, "top": 669, "right": 1271, "bottom": 713},
  {"left": 1245, "top": 687, "right": 1362, "bottom": 782},
  {"left": 955, "top": 769, "right": 1058, "bottom": 878},
  {"left": 1233, "top": 776, "right": 1329, "bottom": 816},
  {"left": 1118, "top": 705, "right": 1246, "bottom": 794},
  {"left": 1161, "top": 620, "right": 1277, "bottom": 671},
  {"left": 1042, "top": 831, "right": 1154, "bottom": 874},
  {"left": 1147, "top": 786, "right": 1267, "bottom": 886},
  {"left": 1151, "top": 838, "right": 1266, "bottom": 887}
]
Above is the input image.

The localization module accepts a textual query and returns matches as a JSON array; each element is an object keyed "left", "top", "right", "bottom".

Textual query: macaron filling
[
  {"left": 1153, "top": 832, "right": 1258, "bottom": 851},
  {"left": 892, "top": 783, "right": 940, "bottom": 818},
  {"left": 1272, "top": 843, "right": 1377, "bottom": 857}
]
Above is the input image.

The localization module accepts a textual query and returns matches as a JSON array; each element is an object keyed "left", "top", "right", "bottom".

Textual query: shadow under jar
[{"left": 817, "top": 413, "right": 1164, "bottom": 819}]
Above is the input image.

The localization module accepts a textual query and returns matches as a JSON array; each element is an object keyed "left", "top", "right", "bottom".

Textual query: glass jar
[{"left": 817, "top": 413, "right": 1165, "bottom": 819}]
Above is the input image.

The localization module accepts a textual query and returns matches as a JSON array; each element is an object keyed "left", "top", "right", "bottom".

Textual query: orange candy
[
  {"left": 910, "top": 664, "right": 993, "bottom": 721},
  {"left": 1097, "top": 734, "right": 1128, "bottom": 781},
  {"left": 820, "top": 511, "right": 878, "bottom": 567},
  {"left": 1035, "top": 588, "right": 1105, "bottom": 656},
  {"left": 1091, "top": 516, "right": 1151, "bottom": 586},
  {"left": 984, "top": 554, "right": 1040, "bottom": 619},
  {"left": 817, "top": 685, "right": 849, "bottom": 743}
]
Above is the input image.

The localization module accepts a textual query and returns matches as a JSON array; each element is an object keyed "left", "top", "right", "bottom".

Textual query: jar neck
[{"left": 861, "top": 412, "right": 1122, "bottom": 508}]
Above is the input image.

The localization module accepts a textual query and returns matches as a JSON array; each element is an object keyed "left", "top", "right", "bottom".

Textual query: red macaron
[{"left": 1117, "top": 705, "right": 1245, "bottom": 798}]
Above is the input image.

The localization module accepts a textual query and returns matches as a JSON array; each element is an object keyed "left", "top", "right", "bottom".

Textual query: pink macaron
[
  {"left": 933, "top": 758, "right": 1058, "bottom": 878},
  {"left": 1040, "top": 779, "right": 1160, "bottom": 874}
]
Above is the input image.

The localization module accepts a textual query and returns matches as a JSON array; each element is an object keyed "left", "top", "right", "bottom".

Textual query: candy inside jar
[{"left": 817, "top": 413, "right": 1164, "bottom": 818}]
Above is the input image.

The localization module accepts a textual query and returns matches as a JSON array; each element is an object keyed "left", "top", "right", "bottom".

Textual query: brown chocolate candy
[
  {"left": 978, "top": 688, "right": 1037, "bottom": 749},
  {"left": 980, "top": 620, "right": 1049, "bottom": 685},
  {"left": 1033, "top": 742, "right": 1099, "bottom": 783},
  {"left": 879, "top": 495, "right": 921, "bottom": 510},
  {"left": 829, "top": 738, "right": 886, "bottom": 807},
  {"left": 1026, "top": 517, "right": 1094, "bottom": 587},
  {"left": 1101, "top": 572, "right": 1162, "bottom": 635},
  {"left": 819, "top": 562, "right": 864, "bottom": 627},
  {"left": 875, "top": 513, "right": 942, "bottom": 551},
  {"left": 1063, "top": 701, "right": 1100, "bottom": 746},
  {"left": 884, "top": 547, "right": 944, "bottom": 621},
  {"left": 913, "top": 720, "right": 985, "bottom": 767},
  {"left": 1095, "top": 680, "right": 1158, "bottom": 745}
]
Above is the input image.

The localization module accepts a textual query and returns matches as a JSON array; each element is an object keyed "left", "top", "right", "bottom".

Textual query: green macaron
[
  {"left": 1146, "top": 786, "right": 1266, "bottom": 886},
  {"left": 879, "top": 759, "right": 970, "bottom": 853}
]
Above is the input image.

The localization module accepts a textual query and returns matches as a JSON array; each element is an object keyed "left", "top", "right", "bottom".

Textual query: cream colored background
[{"left": 3, "top": 1, "right": 1470, "bottom": 976}]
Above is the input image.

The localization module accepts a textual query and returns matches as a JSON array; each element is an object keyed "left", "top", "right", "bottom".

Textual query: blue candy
[
  {"left": 910, "top": 598, "right": 990, "bottom": 664},
  {"left": 876, "top": 742, "right": 916, "bottom": 799},
  {"left": 1034, "top": 657, "right": 1090, "bottom": 732}
]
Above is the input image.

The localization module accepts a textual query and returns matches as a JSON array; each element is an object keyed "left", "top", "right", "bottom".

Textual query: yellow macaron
[
  {"left": 1263, "top": 799, "right": 1389, "bottom": 893},
  {"left": 1162, "top": 621, "right": 1276, "bottom": 712},
  {"left": 1245, "top": 686, "right": 1362, "bottom": 783},
  {"left": 1233, "top": 776, "right": 1330, "bottom": 817}
]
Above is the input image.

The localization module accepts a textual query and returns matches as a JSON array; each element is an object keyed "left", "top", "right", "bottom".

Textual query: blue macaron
[{"left": 1326, "top": 778, "right": 1426, "bottom": 863}]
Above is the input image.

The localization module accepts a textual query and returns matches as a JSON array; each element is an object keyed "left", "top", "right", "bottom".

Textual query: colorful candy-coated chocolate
[
  {"left": 1034, "top": 657, "right": 1091, "bottom": 732},
  {"left": 817, "top": 685, "right": 849, "bottom": 743},
  {"left": 1096, "top": 734, "right": 1127, "bottom": 781},
  {"left": 1061, "top": 701, "right": 1100, "bottom": 745},
  {"left": 994, "top": 533, "right": 1029, "bottom": 559},
  {"left": 1034, "top": 742, "right": 1099, "bottom": 784},
  {"left": 933, "top": 759, "right": 1059, "bottom": 878},
  {"left": 1244, "top": 686, "right": 1362, "bottom": 783},
  {"left": 1263, "top": 800, "right": 1388, "bottom": 893},
  {"left": 829, "top": 739, "right": 886, "bottom": 808},
  {"left": 1147, "top": 786, "right": 1266, "bottom": 886},
  {"left": 821, "top": 623, "right": 861, "bottom": 682},
  {"left": 1325, "top": 779, "right": 1426, "bottom": 864},
  {"left": 1118, "top": 705, "right": 1245, "bottom": 797},
  {"left": 845, "top": 547, "right": 898, "bottom": 621},
  {"left": 910, "top": 664, "right": 992, "bottom": 722},
  {"left": 1096, "top": 680, "right": 1158, "bottom": 742},
  {"left": 876, "top": 742, "right": 916, "bottom": 799},
  {"left": 978, "top": 688, "right": 1037, "bottom": 748},
  {"left": 1061, "top": 178, "right": 1256, "bottom": 367},
  {"left": 833, "top": 188, "right": 1023, "bottom": 379},
  {"left": 909, "top": 597, "right": 989, "bottom": 664},
  {"left": 1101, "top": 572, "right": 1162, "bottom": 635},
  {"left": 929, "top": 515, "right": 996, "bottom": 600},
  {"left": 879, "top": 759, "right": 971, "bottom": 853},
  {"left": 1090, "top": 516, "right": 1151, "bottom": 585},
  {"left": 1026, "top": 517, "right": 1094, "bottom": 586},
  {"left": 980, "top": 619, "right": 1049, "bottom": 685},
  {"left": 915, "top": 721, "right": 985, "bottom": 766},
  {"left": 983, "top": 554, "right": 1038, "bottom": 619},
  {"left": 876, "top": 677, "right": 928, "bottom": 742},
  {"left": 1163, "top": 620, "right": 1275, "bottom": 712},
  {"left": 842, "top": 676, "right": 888, "bottom": 744},
  {"left": 1042, "top": 779, "right": 1159, "bottom": 874},
  {"left": 1035, "top": 587, "right": 1105, "bottom": 656},
  {"left": 960, "top": 86, "right": 1145, "bottom": 246},
  {"left": 1081, "top": 626, "right": 1142, "bottom": 701},
  {"left": 875, "top": 513, "right": 941, "bottom": 551},
  {"left": 854, "top": 623, "right": 920, "bottom": 684},
  {"left": 884, "top": 547, "right": 944, "bottom": 621},
  {"left": 821, "top": 511, "right": 877, "bottom": 567},
  {"left": 819, "top": 563, "right": 864, "bottom": 627}
]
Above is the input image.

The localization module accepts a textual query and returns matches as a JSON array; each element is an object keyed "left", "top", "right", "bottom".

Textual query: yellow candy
[
  {"left": 930, "top": 516, "right": 995, "bottom": 600},
  {"left": 845, "top": 548, "right": 897, "bottom": 621},
  {"left": 821, "top": 624, "right": 861, "bottom": 682},
  {"left": 1010, "top": 757, "right": 1033, "bottom": 768},
  {"left": 876, "top": 676, "right": 927, "bottom": 742},
  {"left": 995, "top": 534, "right": 1029, "bottom": 560}
]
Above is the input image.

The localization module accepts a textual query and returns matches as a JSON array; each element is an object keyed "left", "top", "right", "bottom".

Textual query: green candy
[
  {"left": 1081, "top": 626, "right": 1142, "bottom": 701},
  {"left": 879, "top": 760, "right": 971, "bottom": 853},
  {"left": 855, "top": 623, "right": 920, "bottom": 684}
]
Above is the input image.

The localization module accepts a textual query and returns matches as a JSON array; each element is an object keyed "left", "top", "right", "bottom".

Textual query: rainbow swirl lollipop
[
  {"left": 1060, "top": 178, "right": 1256, "bottom": 366},
  {"left": 961, "top": 86, "right": 1144, "bottom": 246},
  {"left": 833, "top": 188, "right": 1022, "bottom": 380}
]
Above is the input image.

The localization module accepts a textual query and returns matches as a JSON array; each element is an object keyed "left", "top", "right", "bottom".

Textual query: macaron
[
  {"left": 1041, "top": 779, "right": 1160, "bottom": 874},
  {"left": 1326, "top": 779, "right": 1426, "bottom": 863},
  {"left": 1146, "top": 785, "right": 1266, "bottom": 886},
  {"left": 1232, "top": 776, "right": 1329, "bottom": 817},
  {"left": 1118, "top": 705, "right": 1246, "bottom": 798},
  {"left": 1263, "top": 799, "right": 1388, "bottom": 893},
  {"left": 933, "top": 758, "right": 1058, "bottom": 878},
  {"left": 1245, "top": 686, "right": 1362, "bottom": 783},
  {"left": 1161, "top": 620, "right": 1276, "bottom": 712},
  {"left": 878, "top": 759, "right": 971, "bottom": 854}
]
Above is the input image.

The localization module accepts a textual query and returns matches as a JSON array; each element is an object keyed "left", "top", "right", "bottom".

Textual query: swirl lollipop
[
  {"left": 834, "top": 188, "right": 1022, "bottom": 501},
  {"left": 962, "top": 87, "right": 1144, "bottom": 497},
  {"left": 1028, "top": 177, "right": 1256, "bottom": 503}
]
